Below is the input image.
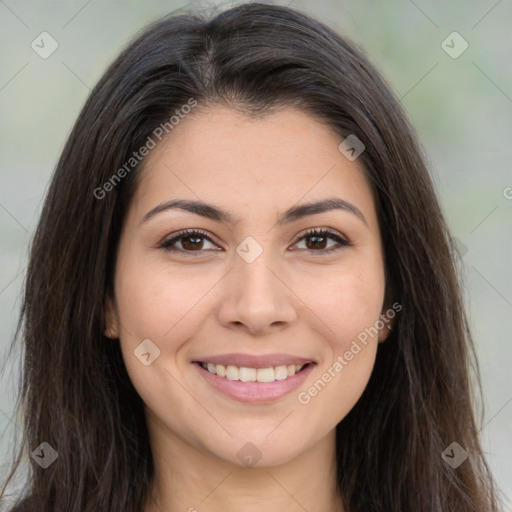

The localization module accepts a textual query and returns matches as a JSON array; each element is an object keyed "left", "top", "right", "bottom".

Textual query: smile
[
  {"left": 194, "top": 361, "right": 316, "bottom": 403},
  {"left": 199, "top": 361, "right": 307, "bottom": 382}
]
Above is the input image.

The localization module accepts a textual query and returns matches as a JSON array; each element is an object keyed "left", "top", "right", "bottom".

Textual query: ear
[
  {"left": 378, "top": 278, "right": 399, "bottom": 342},
  {"left": 104, "top": 293, "right": 120, "bottom": 339},
  {"left": 377, "top": 298, "right": 399, "bottom": 343},
  {"left": 378, "top": 310, "right": 394, "bottom": 343}
]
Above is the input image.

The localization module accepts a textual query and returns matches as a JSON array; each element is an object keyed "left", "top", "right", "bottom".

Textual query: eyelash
[{"left": 158, "top": 228, "right": 350, "bottom": 255}]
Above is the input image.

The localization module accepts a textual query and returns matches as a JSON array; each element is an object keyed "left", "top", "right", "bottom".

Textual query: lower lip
[{"left": 194, "top": 362, "right": 315, "bottom": 403}]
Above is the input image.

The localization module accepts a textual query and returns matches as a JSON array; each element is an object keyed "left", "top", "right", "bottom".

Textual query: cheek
[
  {"left": 295, "top": 268, "right": 382, "bottom": 427},
  {"left": 298, "top": 253, "right": 386, "bottom": 344},
  {"left": 301, "top": 343, "right": 376, "bottom": 435},
  {"left": 292, "top": 252, "right": 384, "bottom": 408},
  {"left": 113, "top": 258, "right": 211, "bottom": 415},
  {"left": 114, "top": 257, "right": 217, "bottom": 341}
]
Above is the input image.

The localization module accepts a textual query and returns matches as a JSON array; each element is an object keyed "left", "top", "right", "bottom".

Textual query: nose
[{"left": 216, "top": 247, "right": 298, "bottom": 336}]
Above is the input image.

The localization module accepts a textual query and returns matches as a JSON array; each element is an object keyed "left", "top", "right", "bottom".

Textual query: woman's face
[{"left": 107, "top": 105, "right": 391, "bottom": 467}]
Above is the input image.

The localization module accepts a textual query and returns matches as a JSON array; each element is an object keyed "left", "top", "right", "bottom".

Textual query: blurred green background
[{"left": 1, "top": 0, "right": 511, "bottom": 506}]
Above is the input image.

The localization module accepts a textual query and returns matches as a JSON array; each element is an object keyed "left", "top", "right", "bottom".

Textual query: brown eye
[
  {"left": 159, "top": 230, "right": 218, "bottom": 253},
  {"left": 159, "top": 228, "right": 349, "bottom": 255},
  {"left": 180, "top": 234, "right": 206, "bottom": 250},
  {"left": 293, "top": 228, "right": 350, "bottom": 253}
]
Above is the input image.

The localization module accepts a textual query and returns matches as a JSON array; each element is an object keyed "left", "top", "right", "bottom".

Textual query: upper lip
[{"left": 193, "top": 353, "right": 316, "bottom": 369}]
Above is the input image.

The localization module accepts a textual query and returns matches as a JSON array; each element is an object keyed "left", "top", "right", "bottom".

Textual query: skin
[{"left": 105, "top": 105, "right": 394, "bottom": 512}]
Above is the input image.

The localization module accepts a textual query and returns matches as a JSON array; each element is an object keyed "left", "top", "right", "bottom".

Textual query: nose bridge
[
  {"left": 234, "top": 238, "right": 282, "bottom": 307},
  {"left": 217, "top": 236, "right": 297, "bottom": 333}
]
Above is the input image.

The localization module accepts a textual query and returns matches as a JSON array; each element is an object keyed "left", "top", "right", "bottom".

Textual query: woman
[{"left": 0, "top": 2, "right": 501, "bottom": 511}]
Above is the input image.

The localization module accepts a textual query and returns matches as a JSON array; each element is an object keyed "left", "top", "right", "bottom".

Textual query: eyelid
[
  {"left": 158, "top": 227, "right": 351, "bottom": 254},
  {"left": 158, "top": 228, "right": 220, "bottom": 250},
  {"left": 293, "top": 226, "right": 350, "bottom": 245},
  {"left": 289, "top": 227, "right": 351, "bottom": 254}
]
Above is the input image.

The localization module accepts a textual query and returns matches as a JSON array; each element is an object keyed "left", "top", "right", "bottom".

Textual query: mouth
[
  {"left": 196, "top": 361, "right": 312, "bottom": 383},
  {"left": 192, "top": 359, "right": 316, "bottom": 403}
]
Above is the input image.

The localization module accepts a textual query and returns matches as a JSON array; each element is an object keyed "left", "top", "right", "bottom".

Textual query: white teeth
[
  {"left": 239, "top": 367, "right": 257, "bottom": 382},
  {"left": 216, "top": 364, "right": 226, "bottom": 378},
  {"left": 200, "top": 362, "right": 306, "bottom": 382},
  {"left": 274, "top": 365, "right": 288, "bottom": 381},
  {"left": 257, "top": 367, "right": 275, "bottom": 382},
  {"left": 226, "top": 365, "right": 239, "bottom": 380}
]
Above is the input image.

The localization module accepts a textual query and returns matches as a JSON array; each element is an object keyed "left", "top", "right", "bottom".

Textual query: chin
[{"left": 206, "top": 435, "right": 307, "bottom": 469}]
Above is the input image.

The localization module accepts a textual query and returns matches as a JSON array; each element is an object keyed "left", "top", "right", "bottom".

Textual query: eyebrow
[{"left": 141, "top": 197, "right": 368, "bottom": 227}]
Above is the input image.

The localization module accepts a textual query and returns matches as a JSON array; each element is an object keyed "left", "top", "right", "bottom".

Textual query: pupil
[
  {"left": 183, "top": 236, "right": 203, "bottom": 250},
  {"left": 307, "top": 235, "right": 326, "bottom": 250}
]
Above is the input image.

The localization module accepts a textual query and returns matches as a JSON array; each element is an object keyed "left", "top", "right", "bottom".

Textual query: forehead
[{"left": 128, "top": 105, "right": 377, "bottom": 226}]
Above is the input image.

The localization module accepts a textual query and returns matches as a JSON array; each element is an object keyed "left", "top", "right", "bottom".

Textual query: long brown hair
[{"left": 0, "top": 3, "right": 501, "bottom": 511}]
